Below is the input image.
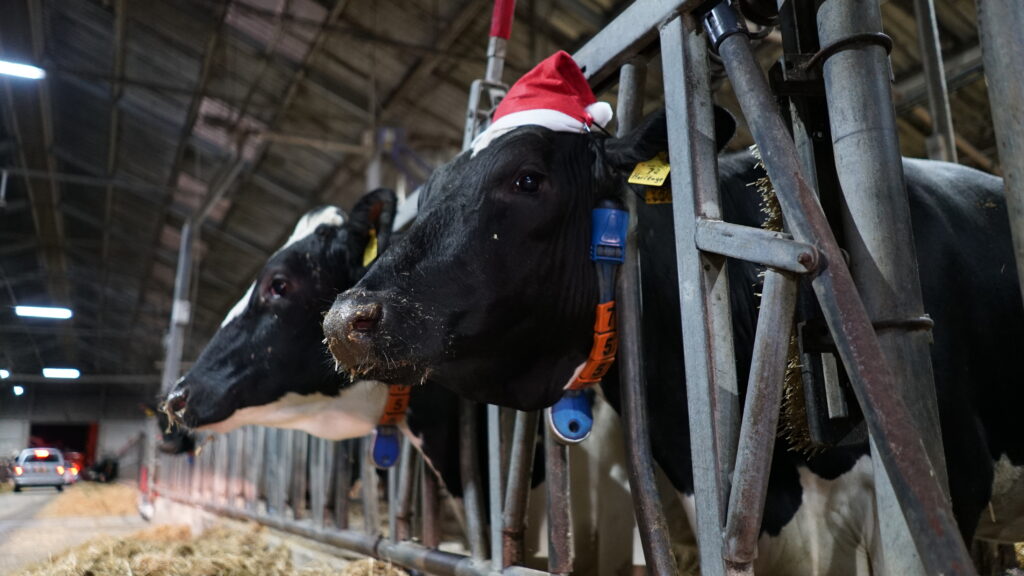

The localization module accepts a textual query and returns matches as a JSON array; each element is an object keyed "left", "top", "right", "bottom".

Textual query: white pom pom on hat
[{"left": 471, "top": 51, "right": 614, "bottom": 155}]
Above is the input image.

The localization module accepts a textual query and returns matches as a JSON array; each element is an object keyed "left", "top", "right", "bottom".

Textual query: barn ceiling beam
[
  {"left": 126, "top": 0, "right": 232, "bottom": 347},
  {"left": 147, "top": 0, "right": 355, "bottom": 336},
  {"left": 893, "top": 44, "right": 983, "bottom": 113},
  {"left": 98, "top": 0, "right": 128, "bottom": 339}
]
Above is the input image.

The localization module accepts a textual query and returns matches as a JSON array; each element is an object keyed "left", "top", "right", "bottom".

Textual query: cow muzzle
[{"left": 323, "top": 295, "right": 384, "bottom": 371}]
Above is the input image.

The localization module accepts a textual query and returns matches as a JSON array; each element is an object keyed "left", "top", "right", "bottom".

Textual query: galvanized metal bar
[
  {"left": 395, "top": 437, "right": 415, "bottom": 541},
  {"left": 421, "top": 458, "right": 442, "bottom": 549},
  {"left": 714, "top": 9, "right": 972, "bottom": 573},
  {"left": 911, "top": 0, "right": 957, "bottom": 162},
  {"left": 231, "top": 430, "right": 245, "bottom": 507},
  {"left": 291, "top": 432, "right": 308, "bottom": 519},
  {"left": 361, "top": 436, "right": 381, "bottom": 535},
  {"left": 977, "top": 0, "right": 1024, "bottom": 308},
  {"left": 388, "top": 462, "right": 398, "bottom": 542},
  {"left": 818, "top": 2, "right": 951, "bottom": 573},
  {"left": 723, "top": 269, "right": 798, "bottom": 565},
  {"left": 575, "top": 0, "right": 706, "bottom": 88},
  {"left": 311, "top": 437, "right": 327, "bottom": 529},
  {"left": 248, "top": 427, "right": 265, "bottom": 512},
  {"left": 501, "top": 410, "right": 539, "bottom": 567},
  {"left": 335, "top": 440, "right": 353, "bottom": 530},
  {"left": 460, "top": 399, "right": 488, "bottom": 559},
  {"left": 488, "top": 403, "right": 505, "bottom": 569},
  {"left": 695, "top": 218, "right": 819, "bottom": 274},
  {"left": 544, "top": 418, "right": 573, "bottom": 576},
  {"left": 615, "top": 58, "right": 680, "bottom": 576},
  {"left": 661, "top": 15, "right": 738, "bottom": 576}
]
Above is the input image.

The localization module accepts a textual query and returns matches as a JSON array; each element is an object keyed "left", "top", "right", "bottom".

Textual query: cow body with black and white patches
[
  {"left": 323, "top": 109, "right": 1024, "bottom": 574},
  {"left": 162, "top": 189, "right": 652, "bottom": 575}
]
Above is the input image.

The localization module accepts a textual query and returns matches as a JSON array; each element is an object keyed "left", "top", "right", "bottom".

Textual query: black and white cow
[
  {"left": 323, "top": 109, "right": 1024, "bottom": 573},
  {"left": 162, "top": 190, "right": 651, "bottom": 575}
]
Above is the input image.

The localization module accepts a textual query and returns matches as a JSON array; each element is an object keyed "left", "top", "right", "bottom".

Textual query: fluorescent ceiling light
[
  {"left": 0, "top": 60, "right": 45, "bottom": 80},
  {"left": 42, "top": 367, "right": 80, "bottom": 379},
  {"left": 0, "top": 369, "right": 8, "bottom": 379},
  {"left": 15, "top": 306, "right": 73, "bottom": 319},
  {"left": 12, "top": 385, "right": 24, "bottom": 396}
]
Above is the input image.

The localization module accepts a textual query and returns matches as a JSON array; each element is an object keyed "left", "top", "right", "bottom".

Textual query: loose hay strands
[
  {"left": 748, "top": 144, "right": 821, "bottom": 457},
  {"left": 37, "top": 482, "right": 139, "bottom": 518},
  {"left": 14, "top": 523, "right": 408, "bottom": 576}
]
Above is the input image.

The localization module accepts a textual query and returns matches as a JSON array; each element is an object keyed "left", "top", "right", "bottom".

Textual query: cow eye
[
  {"left": 514, "top": 172, "right": 544, "bottom": 194},
  {"left": 269, "top": 276, "right": 289, "bottom": 299}
]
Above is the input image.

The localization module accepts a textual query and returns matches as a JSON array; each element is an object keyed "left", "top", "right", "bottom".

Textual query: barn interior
[{"left": 0, "top": 0, "right": 1002, "bottom": 508}]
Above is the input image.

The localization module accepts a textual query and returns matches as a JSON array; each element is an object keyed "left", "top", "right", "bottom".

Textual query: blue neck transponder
[
  {"left": 548, "top": 199, "right": 628, "bottom": 444},
  {"left": 371, "top": 384, "right": 411, "bottom": 468}
]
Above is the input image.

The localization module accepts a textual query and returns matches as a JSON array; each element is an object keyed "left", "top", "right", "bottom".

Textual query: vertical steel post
[
  {"left": 614, "top": 59, "right": 680, "bottom": 576},
  {"left": 977, "top": 0, "right": 1024, "bottom": 307},
  {"left": 817, "top": 2, "right": 949, "bottom": 573},
  {"left": 311, "top": 437, "right": 327, "bottom": 529},
  {"left": 388, "top": 463, "right": 399, "bottom": 541},
  {"left": 712, "top": 2, "right": 972, "bottom": 571},
  {"left": 395, "top": 438, "right": 415, "bottom": 541},
  {"left": 501, "top": 410, "right": 539, "bottom": 567},
  {"left": 661, "top": 15, "right": 738, "bottom": 576},
  {"left": 544, "top": 422, "right": 573, "bottom": 576},
  {"left": 421, "top": 458, "right": 442, "bottom": 549},
  {"left": 361, "top": 436, "right": 381, "bottom": 534},
  {"left": 488, "top": 404, "right": 505, "bottom": 569},
  {"left": 460, "top": 399, "right": 488, "bottom": 558},
  {"left": 335, "top": 440, "right": 353, "bottom": 530},
  {"left": 911, "top": 0, "right": 957, "bottom": 162}
]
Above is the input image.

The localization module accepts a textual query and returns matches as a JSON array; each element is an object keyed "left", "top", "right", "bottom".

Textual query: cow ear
[
  {"left": 603, "top": 106, "right": 736, "bottom": 170},
  {"left": 348, "top": 188, "right": 398, "bottom": 268}
]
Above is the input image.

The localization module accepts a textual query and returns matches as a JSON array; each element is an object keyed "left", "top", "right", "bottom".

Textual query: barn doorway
[{"left": 29, "top": 422, "right": 97, "bottom": 466}]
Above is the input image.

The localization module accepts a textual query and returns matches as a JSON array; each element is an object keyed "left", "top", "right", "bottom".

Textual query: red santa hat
[{"left": 471, "top": 51, "right": 614, "bottom": 155}]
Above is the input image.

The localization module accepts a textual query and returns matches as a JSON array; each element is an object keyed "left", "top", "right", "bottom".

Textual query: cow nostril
[
  {"left": 349, "top": 302, "right": 382, "bottom": 336},
  {"left": 166, "top": 389, "right": 189, "bottom": 413}
]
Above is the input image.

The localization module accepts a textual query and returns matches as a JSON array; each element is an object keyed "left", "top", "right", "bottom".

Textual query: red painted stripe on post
[{"left": 489, "top": 0, "right": 516, "bottom": 39}]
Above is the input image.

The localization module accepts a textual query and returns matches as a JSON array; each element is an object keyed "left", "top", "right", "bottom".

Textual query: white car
[{"left": 12, "top": 448, "right": 65, "bottom": 492}]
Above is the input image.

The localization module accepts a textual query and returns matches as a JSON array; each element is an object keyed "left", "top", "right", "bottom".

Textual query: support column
[
  {"left": 977, "top": 0, "right": 1024, "bottom": 307},
  {"left": 912, "top": 0, "right": 957, "bottom": 162}
]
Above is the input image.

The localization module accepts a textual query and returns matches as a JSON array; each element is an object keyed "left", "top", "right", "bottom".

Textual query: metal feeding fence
[{"left": 150, "top": 0, "right": 1024, "bottom": 575}]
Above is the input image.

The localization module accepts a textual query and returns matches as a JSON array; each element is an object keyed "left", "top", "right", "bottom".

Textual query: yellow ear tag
[
  {"left": 628, "top": 152, "right": 671, "bottom": 186},
  {"left": 362, "top": 228, "right": 378, "bottom": 267}
]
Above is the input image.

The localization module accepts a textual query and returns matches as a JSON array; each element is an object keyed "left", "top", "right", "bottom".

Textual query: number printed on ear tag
[{"left": 628, "top": 153, "right": 671, "bottom": 187}]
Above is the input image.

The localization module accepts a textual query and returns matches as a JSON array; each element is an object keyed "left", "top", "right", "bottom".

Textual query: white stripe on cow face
[
  {"left": 198, "top": 379, "right": 388, "bottom": 440},
  {"left": 220, "top": 282, "right": 255, "bottom": 328},
  {"left": 218, "top": 206, "right": 345, "bottom": 329},
  {"left": 281, "top": 206, "right": 345, "bottom": 251}
]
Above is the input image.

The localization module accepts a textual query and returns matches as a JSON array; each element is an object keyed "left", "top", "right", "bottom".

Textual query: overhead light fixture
[
  {"left": 42, "top": 367, "right": 80, "bottom": 379},
  {"left": 12, "top": 385, "right": 24, "bottom": 396},
  {"left": 0, "top": 369, "right": 8, "bottom": 379},
  {"left": 0, "top": 59, "right": 46, "bottom": 80},
  {"left": 15, "top": 305, "right": 73, "bottom": 319}
]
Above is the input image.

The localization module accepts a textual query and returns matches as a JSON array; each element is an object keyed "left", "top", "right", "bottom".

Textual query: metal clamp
[
  {"left": 703, "top": 1, "right": 749, "bottom": 53},
  {"left": 802, "top": 32, "right": 893, "bottom": 72}
]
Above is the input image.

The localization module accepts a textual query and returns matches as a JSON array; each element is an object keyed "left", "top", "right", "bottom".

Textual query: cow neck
[
  {"left": 548, "top": 199, "right": 628, "bottom": 444},
  {"left": 370, "top": 384, "right": 412, "bottom": 468}
]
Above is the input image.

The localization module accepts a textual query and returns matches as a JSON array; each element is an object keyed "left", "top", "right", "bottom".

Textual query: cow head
[
  {"left": 162, "top": 189, "right": 397, "bottom": 437},
  {"left": 324, "top": 110, "right": 734, "bottom": 410}
]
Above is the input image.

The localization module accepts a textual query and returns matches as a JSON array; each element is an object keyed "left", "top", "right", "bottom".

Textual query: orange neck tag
[
  {"left": 568, "top": 301, "right": 618, "bottom": 390},
  {"left": 378, "top": 385, "right": 412, "bottom": 426}
]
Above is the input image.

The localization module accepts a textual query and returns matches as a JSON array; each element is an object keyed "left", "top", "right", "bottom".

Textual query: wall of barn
[{"left": 0, "top": 419, "right": 29, "bottom": 458}]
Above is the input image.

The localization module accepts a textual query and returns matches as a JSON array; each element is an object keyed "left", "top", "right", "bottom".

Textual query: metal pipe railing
[
  {"left": 817, "top": 1, "right": 950, "bottom": 573},
  {"left": 713, "top": 5, "right": 972, "bottom": 573},
  {"left": 910, "top": 0, "right": 957, "bottom": 163},
  {"left": 613, "top": 58, "right": 679, "bottom": 576},
  {"left": 977, "top": 0, "right": 1024, "bottom": 309}
]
